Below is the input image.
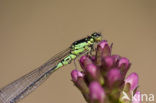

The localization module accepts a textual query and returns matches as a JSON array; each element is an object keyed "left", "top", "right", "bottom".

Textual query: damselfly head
[{"left": 91, "top": 32, "right": 102, "bottom": 43}]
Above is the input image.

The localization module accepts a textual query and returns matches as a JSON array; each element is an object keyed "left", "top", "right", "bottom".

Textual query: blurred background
[{"left": 0, "top": 0, "right": 156, "bottom": 103}]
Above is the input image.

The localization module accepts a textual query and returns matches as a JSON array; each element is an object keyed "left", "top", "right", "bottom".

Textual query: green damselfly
[{"left": 0, "top": 32, "right": 102, "bottom": 103}]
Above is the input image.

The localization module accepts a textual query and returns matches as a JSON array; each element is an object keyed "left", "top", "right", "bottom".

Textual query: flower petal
[{"left": 125, "top": 72, "right": 139, "bottom": 91}]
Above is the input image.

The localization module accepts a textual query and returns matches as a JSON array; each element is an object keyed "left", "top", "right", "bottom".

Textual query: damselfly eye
[{"left": 91, "top": 32, "right": 102, "bottom": 42}]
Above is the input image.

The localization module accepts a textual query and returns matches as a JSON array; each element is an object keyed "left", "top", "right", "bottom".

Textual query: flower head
[{"left": 71, "top": 40, "right": 140, "bottom": 103}]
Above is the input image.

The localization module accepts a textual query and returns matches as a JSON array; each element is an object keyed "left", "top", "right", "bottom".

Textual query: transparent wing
[{"left": 0, "top": 47, "right": 71, "bottom": 103}]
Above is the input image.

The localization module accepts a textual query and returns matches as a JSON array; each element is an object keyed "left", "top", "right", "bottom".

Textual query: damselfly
[{"left": 0, "top": 32, "right": 102, "bottom": 103}]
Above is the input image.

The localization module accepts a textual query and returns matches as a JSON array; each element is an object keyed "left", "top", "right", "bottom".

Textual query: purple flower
[
  {"left": 103, "top": 56, "right": 114, "bottom": 68},
  {"left": 86, "top": 64, "right": 98, "bottom": 78},
  {"left": 80, "top": 55, "right": 88, "bottom": 64},
  {"left": 97, "top": 40, "right": 111, "bottom": 57},
  {"left": 125, "top": 72, "right": 139, "bottom": 91},
  {"left": 80, "top": 55, "right": 93, "bottom": 70},
  {"left": 89, "top": 81, "right": 105, "bottom": 103},
  {"left": 71, "top": 39, "right": 140, "bottom": 103},
  {"left": 118, "top": 57, "right": 130, "bottom": 70},
  {"left": 118, "top": 57, "right": 131, "bottom": 78},
  {"left": 107, "top": 68, "right": 122, "bottom": 87},
  {"left": 96, "top": 40, "right": 111, "bottom": 67},
  {"left": 85, "top": 64, "right": 104, "bottom": 85},
  {"left": 71, "top": 69, "right": 84, "bottom": 82},
  {"left": 71, "top": 69, "right": 89, "bottom": 101},
  {"left": 112, "top": 55, "right": 120, "bottom": 64}
]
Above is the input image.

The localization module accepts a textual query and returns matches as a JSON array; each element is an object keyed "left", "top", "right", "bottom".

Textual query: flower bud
[
  {"left": 86, "top": 64, "right": 98, "bottom": 78},
  {"left": 118, "top": 57, "right": 130, "bottom": 77},
  {"left": 96, "top": 40, "right": 111, "bottom": 66},
  {"left": 107, "top": 68, "right": 122, "bottom": 87},
  {"left": 125, "top": 72, "right": 139, "bottom": 91},
  {"left": 86, "top": 64, "right": 104, "bottom": 85},
  {"left": 118, "top": 57, "right": 130, "bottom": 69},
  {"left": 71, "top": 69, "right": 89, "bottom": 101},
  {"left": 112, "top": 55, "right": 120, "bottom": 65},
  {"left": 89, "top": 81, "right": 105, "bottom": 103},
  {"left": 99, "top": 40, "right": 111, "bottom": 57},
  {"left": 103, "top": 56, "right": 114, "bottom": 68},
  {"left": 71, "top": 69, "right": 84, "bottom": 82},
  {"left": 80, "top": 55, "right": 93, "bottom": 70}
]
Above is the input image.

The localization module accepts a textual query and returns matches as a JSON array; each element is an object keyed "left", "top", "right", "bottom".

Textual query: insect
[{"left": 0, "top": 32, "right": 102, "bottom": 103}]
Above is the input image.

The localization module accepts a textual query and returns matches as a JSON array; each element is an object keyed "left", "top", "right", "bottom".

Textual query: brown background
[{"left": 0, "top": 0, "right": 156, "bottom": 103}]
